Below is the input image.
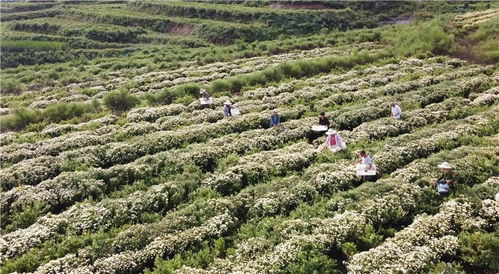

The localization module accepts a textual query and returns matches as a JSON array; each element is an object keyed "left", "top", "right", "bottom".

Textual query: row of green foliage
[
  {"left": 11, "top": 21, "right": 147, "bottom": 43},
  {"left": 0, "top": 100, "right": 102, "bottom": 131},
  {"left": 0, "top": 26, "right": 381, "bottom": 93},
  {"left": 0, "top": 47, "right": 136, "bottom": 69},
  {"left": 130, "top": 1, "right": 378, "bottom": 35},
  {"left": 468, "top": 19, "right": 499, "bottom": 63},
  {"left": 1, "top": 2, "right": 55, "bottom": 13},
  {"left": 210, "top": 50, "right": 384, "bottom": 93},
  {"left": 0, "top": 9, "right": 61, "bottom": 22}
]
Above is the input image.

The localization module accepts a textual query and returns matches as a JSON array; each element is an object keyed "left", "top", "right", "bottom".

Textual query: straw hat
[
  {"left": 224, "top": 100, "right": 231, "bottom": 105},
  {"left": 437, "top": 162, "right": 452, "bottom": 169},
  {"left": 199, "top": 88, "right": 206, "bottom": 94},
  {"left": 325, "top": 129, "right": 337, "bottom": 135}
]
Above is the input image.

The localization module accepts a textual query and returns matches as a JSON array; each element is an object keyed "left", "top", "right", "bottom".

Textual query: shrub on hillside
[
  {"left": 1, "top": 80, "right": 22, "bottom": 94},
  {"left": 104, "top": 89, "right": 139, "bottom": 112},
  {"left": 44, "top": 101, "right": 100, "bottom": 122},
  {"left": 382, "top": 18, "right": 456, "bottom": 56},
  {"left": 176, "top": 83, "right": 201, "bottom": 97},
  {"left": 459, "top": 231, "right": 499, "bottom": 271},
  {"left": 145, "top": 88, "right": 182, "bottom": 105},
  {"left": 0, "top": 108, "right": 42, "bottom": 131}
]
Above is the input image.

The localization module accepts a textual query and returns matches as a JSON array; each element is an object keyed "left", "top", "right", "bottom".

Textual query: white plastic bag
[
  {"left": 356, "top": 163, "right": 377, "bottom": 176},
  {"left": 231, "top": 108, "right": 240, "bottom": 116},
  {"left": 311, "top": 125, "right": 328, "bottom": 132}
]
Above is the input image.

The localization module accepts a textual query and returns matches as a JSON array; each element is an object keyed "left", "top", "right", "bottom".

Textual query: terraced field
[{"left": 1, "top": 1, "right": 498, "bottom": 274}]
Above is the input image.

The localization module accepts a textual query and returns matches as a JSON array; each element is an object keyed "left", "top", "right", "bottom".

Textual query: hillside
[{"left": 0, "top": 1, "right": 498, "bottom": 274}]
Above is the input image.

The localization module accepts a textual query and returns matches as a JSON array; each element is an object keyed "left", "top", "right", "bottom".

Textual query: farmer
[
  {"left": 318, "top": 112, "right": 330, "bottom": 128},
  {"left": 223, "top": 100, "right": 240, "bottom": 117},
  {"left": 307, "top": 112, "right": 330, "bottom": 144},
  {"left": 199, "top": 89, "right": 213, "bottom": 109},
  {"left": 325, "top": 129, "right": 346, "bottom": 152},
  {"left": 354, "top": 150, "right": 377, "bottom": 182},
  {"left": 390, "top": 102, "right": 402, "bottom": 119},
  {"left": 270, "top": 110, "right": 281, "bottom": 127},
  {"left": 434, "top": 162, "right": 455, "bottom": 197},
  {"left": 223, "top": 100, "right": 233, "bottom": 117}
]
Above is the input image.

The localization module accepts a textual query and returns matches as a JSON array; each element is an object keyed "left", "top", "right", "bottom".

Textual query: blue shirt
[
  {"left": 362, "top": 155, "right": 372, "bottom": 165},
  {"left": 270, "top": 114, "right": 280, "bottom": 126},
  {"left": 438, "top": 182, "right": 450, "bottom": 193}
]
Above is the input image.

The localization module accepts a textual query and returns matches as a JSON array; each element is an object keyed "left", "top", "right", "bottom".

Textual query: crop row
[
  {"left": 1, "top": 94, "right": 488, "bottom": 263},
  {"left": 0, "top": 56, "right": 461, "bottom": 147},
  {"left": 0, "top": 96, "right": 492, "bottom": 266},
  {"left": 29, "top": 119, "right": 498, "bottom": 273},
  {"left": 347, "top": 198, "right": 498, "bottom": 273},
  {"left": 2, "top": 78, "right": 496, "bottom": 232},
  {"left": 187, "top": 144, "right": 498, "bottom": 273},
  {"left": 0, "top": 57, "right": 452, "bottom": 164}
]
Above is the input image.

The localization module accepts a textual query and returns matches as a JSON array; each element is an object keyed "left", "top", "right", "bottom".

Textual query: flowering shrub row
[
  {"left": 347, "top": 198, "right": 499, "bottom": 273},
  {"left": 4, "top": 68, "right": 473, "bottom": 190},
  {"left": 0, "top": 107, "right": 305, "bottom": 190},
  {"left": 1, "top": 58, "right": 430, "bottom": 165},
  {"left": 27, "top": 110, "right": 497, "bottom": 272},
  {"left": 195, "top": 145, "right": 498, "bottom": 273},
  {"left": 0, "top": 142, "right": 315, "bottom": 259},
  {"left": 0, "top": 118, "right": 312, "bottom": 227},
  {"left": 0, "top": 99, "right": 461, "bottom": 260}
]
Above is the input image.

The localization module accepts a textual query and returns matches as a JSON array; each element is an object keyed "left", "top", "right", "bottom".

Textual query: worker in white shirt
[
  {"left": 390, "top": 103, "right": 402, "bottom": 119},
  {"left": 199, "top": 89, "right": 213, "bottom": 109},
  {"left": 353, "top": 150, "right": 378, "bottom": 182}
]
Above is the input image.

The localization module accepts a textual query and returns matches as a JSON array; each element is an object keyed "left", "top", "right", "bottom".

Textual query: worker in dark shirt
[
  {"left": 433, "top": 162, "right": 456, "bottom": 197},
  {"left": 307, "top": 112, "right": 330, "bottom": 144},
  {"left": 319, "top": 112, "right": 330, "bottom": 128}
]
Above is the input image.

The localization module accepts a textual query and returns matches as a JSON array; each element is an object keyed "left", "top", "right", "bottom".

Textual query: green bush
[
  {"left": 103, "top": 89, "right": 139, "bottom": 112},
  {"left": 176, "top": 83, "right": 201, "bottom": 97},
  {"left": 282, "top": 244, "right": 340, "bottom": 274},
  {"left": 382, "top": 18, "right": 456, "bottom": 56},
  {"left": 145, "top": 88, "right": 182, "bottom": 105},
  {"left": 44, "top": 101, "right": 100, "bottom": 122},
  {"left": 0, "top": 80, "right": 22, "bottom": 94},
  {"left": 3, "top": 203, "right": 47, "bottom": 233},
  {"left": 0, "top": 108, "right": 42, "bottom": 131},
  {"left": 210, "top": 51, "right": 382, "bottom": 93},
  {"left": 459, "top": 231, "right": 499, "bottom": 271},
  {"left": 469, "top": 20, "right": 499, "bottom": 63}
]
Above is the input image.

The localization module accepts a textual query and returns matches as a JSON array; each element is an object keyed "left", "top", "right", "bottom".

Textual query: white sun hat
[
  {"left": 325, "top": 129, "right": 337, "bottom": 135},
  {"left": 438, "top": 162, "right": 452, "bottom": 169},
  {"left": 224, "top": 100, "right": 231, "bottom": 105},
  {"left": 199, "top": 88, "right": 207, "bottom": 94}
]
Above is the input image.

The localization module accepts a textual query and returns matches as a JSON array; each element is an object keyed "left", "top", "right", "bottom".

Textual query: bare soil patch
[{"left": 169, "top": 25, "right": 194, "bottom": 36}]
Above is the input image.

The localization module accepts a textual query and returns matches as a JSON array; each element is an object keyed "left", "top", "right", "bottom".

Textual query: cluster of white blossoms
[
  {"left": 470, "top": 86, "right": 499, "bottom": 106},
  {"left": 2, "top": 51, "right": 499, "bottom": 274},
  {"left": 347, "top": 197, "right": 499, "bottom": 273},
  {"left": 206, "top": 145, "right": 317, "bottom": 193},
  {"left": 185, "top": 143, "right": 499, "bottom": 274},
  {"left": 3, "top": 86, "right": 496, "bottom": 249},
  {"left": 6, "top": 63, "right": 485, "bottom": 194}
]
